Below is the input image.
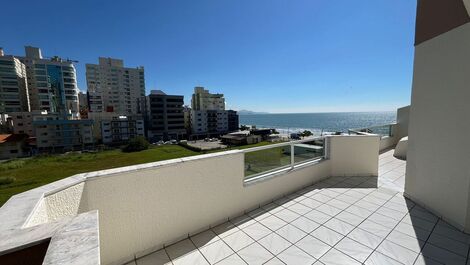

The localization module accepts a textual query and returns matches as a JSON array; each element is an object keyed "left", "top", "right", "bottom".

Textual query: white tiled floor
[{"left": 133, "top": 149, "right": 470, "bottom": 265}]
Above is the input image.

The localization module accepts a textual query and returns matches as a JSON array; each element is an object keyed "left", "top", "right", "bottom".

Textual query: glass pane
[
  {"left": 245, "top": 146, "right": 291, "bottom": 178},
  {"left": 294, "top": 139, "right": 324, "bottom": 164}
]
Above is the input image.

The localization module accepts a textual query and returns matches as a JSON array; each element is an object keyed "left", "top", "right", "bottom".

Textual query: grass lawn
[{"left": 0, "top": 141, "right": 277, "bottom": 206}]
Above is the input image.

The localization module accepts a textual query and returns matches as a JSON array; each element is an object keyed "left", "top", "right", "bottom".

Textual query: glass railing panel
[
  {"left": 244, "top": 145, "right": 291, "bottom": 178},
  {"left": 293, "top": 139, "right": 324, "bottom": 164}
]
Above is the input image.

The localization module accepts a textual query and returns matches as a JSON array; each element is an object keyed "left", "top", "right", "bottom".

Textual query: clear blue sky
[{"left": 2, "top": 0, "right": 416, "bottom": 113}]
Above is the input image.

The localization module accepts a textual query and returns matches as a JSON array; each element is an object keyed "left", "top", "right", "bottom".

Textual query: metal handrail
[{"left": 241, "top": 136, "right": 324, "bottom": 153}]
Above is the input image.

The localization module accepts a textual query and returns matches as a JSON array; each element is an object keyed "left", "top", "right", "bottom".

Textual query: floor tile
[
  {"left": 376, "top": 240, "right": 419, "bottom": 265},
  {"left": 215, "top": 254, "right": 247, "bottom": 265},
  {"left": 212, "top": 222, "right": 240, "bottom": 238},
  {"left": 394, "top": 222, "right": 430, "bottom": 241},
  {"left": 242, "top": 222, "right": 271, "bottom": 241},
  {"left": 335, "top": 211, "right": 364, "bottom": 226},
  {"left": 191, "top": 229, "right": 221, "bottom": 248},
  {"left": 367, "top": 212, "right": 400, "bottom": 229},
  {"left": 326, "top": 199, "right": 351, "bottom": 210},
  {"left": 237, "top": 242, "right": 273, "bottom": 265},
  {"left": 299, "top": 197, "right": 323, "bottom": 209},
  {"left": 413, "top": 254, "right": 444, "bottom": 265},
  {"left": 386, "top": 229, "right": 424, "bottom": 253},
  {"left": 291, "top": 216, "right": 320, "bottom": 233},
  {"left": 296, "top": 235, "right": 331, "bottom": 259},
  {"left": 137, "top": 249, "right": 171, "bottom": 265},
  {"left": 304, "top": 209, "right": 332, "bottom": 224},
  {"left": 275, "top": 223, "right": 307, "bottom": 243},
  {"left": 166, "top": 239, "right": 197, "bottom": 260},
  {"left": 311, "top": 226, "right": 344, "bottom": 246},
  {"left": 274, "top": 208, "right": 300, "bottom": 223},
  {"left": 263, "top": 257, "right": 285, "bottom": 265},
  {"left": 347, "top": 228, "right": 383, "bottom": 249},
  {"left": 171, "top": 251, "right": 209, "bottom": 265},
  {"left": 358, "top": 220, "right": 391, "bottom": 238},
  {"left": 364, "top": 251, "right": 402, "bottom": 265},
  {"left": 257, "top": 232, "right": 291, "bottom": 255},
  {"left": 427, "top": 232, "right": 469, "bottom": 257},
  {"left": 289, "top": 203, "right": 312, "bottom": 215},
  {"left": 277, "top": 245, "right": 316, "bottom": 265},
  {"left": 199, "top": 240, "right": 234, "bottom": 264},
  {"left": 231, "top": 214, "right": 256, "bottom": 229},
  {"left": 421, "top": 243, "right": 467, "bottom": 265},
  {"left": 222, "top": 230, "right": 254, "bottom": 251},
  {"left": 344, "top": 205, "right": 373, "bottom": 219},
  {"left": 320, "top": 248, "right": 361, "bottom": 265},
  {"left": 334, "top": 237, "right": 373, "bottom": 263},
  {"left": 258, "top": 214, "right": 288, "bottom": 231},
  {"left": 316, "top": 204, "right": 342, "bottom": 217},
  {"left": 324, "top": 218, "right": 355, "bottom": 235}
]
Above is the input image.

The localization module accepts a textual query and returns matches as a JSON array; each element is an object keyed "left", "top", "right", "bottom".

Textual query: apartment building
[
  {"left": 191, "top": 86, "right": 225, "bottom": 111},
  {"left": 86, "top": 57, "right": 145, "bottom": 115},
  {"left": 0, "top": 48, "right": 30, "bottom": 113},
  {"left": 227, "top": 109, "right": 239, "bottom": 132},
  {"left": 17, "top": 46, "right": 79, "bottom": 117},
  {"left": 140, "top": 90, "right": 185, "bottom": 141},
  {"left": 189, "top": 87, "right": 238, "bottom": 136},
  {"left": 7, "top": 111, "right": 36, "bottom": 136},
  {"left": 32, "top": 112, "right": 93, "bottom": 151},
  {"left": 101, "top": 116, "right": 144, "bottom": 145}
]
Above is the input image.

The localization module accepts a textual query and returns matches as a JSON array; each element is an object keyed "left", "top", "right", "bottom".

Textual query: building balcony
[{"left": 0, "top": 127, "right": 468, "bottom": 265}]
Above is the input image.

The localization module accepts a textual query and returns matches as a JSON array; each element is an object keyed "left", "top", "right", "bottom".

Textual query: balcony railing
[
  {"left": 348, "top": 124, "right": 394, "bottom": 138},
  {"left": 243, "top": 137, "right": 326, "bottom": 180}
]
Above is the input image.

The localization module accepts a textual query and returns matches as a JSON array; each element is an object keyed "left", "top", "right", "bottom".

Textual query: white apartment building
[
  {"left": 101, "top": 115, "right": 144, "bottom": 144},
  {"left": 17, "top": 46, "right": 79, "bottom": 116},
  {"left": 189, "top": 87, "right": 230, "bottom": 135},
  {"left": 32, "top": 111, "right": 93, "bottom": 151},
  {"left": 191, "top": 86, "right": 225, "bottom": 111},
  {"left": 86, "top": 57, "right": 145, "bottom": 115},
  {"left": 0, "top": 48, "right": 30, "bottom": 113}
]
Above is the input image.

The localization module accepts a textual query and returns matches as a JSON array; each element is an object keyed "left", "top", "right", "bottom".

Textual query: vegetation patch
[{"left": 0, "top": 176, "right": 16, "bottom": 186}]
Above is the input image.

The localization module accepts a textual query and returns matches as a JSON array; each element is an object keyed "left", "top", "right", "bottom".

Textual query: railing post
[{"left": 290, "top": 143, "right": 295, "bottom": 168}]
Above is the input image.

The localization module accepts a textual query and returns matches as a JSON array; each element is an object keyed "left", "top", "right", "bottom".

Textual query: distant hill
[{"left": 237, "top": 110, "right": 269, "bottom": 115}]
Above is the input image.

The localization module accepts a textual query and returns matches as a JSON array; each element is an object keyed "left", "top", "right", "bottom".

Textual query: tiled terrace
[{"left": 131, "top": 150, "right": 470, "bottom": 265}]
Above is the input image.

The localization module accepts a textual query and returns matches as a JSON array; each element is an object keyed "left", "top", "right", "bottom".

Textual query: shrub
[
  {"left": 0, "top": 176, "right": 15, "bottom": 185},
  {"left": 0, "top": 160, "right": 26, "bottom": 171},
  {"left": 122, "top": 136, "right": 150, "bottom": 152}
]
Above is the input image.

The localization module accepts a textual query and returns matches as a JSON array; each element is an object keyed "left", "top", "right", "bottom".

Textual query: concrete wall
[
  {"left": 329, "top": 135, "right": 380, "bottom": 177},
  {"left": 405, "top": 22, "right": 470, "bottom": 231},
  {"left": 396, "top": 105, "right": 410, "bottom": 140},
  {"left": 23, "top": 135, "right": 380, "bottom": 264}
]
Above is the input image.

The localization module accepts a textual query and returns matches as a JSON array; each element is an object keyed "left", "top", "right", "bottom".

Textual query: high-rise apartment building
[
  {"left": 191, "top": 86, "right": 225, "bottom": 111},
  {"left": 0, "top": 48, "right": 30, "bottom": 113},
  {"left": 140, "top": 90, "right": 186, "bottom": 141},
  {"left": 189, "top": 87, "right": 238, "bottom": 136},
  {"left": 17, "top": 46, "right": 79, "bottom": 116},
  {"left": 86, "top": 57, "right": 145, "bottom": 115}
]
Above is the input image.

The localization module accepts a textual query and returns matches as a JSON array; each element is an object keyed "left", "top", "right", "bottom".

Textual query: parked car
[{"left": 170, "top": 139, "right": 178, "bottom": 144}]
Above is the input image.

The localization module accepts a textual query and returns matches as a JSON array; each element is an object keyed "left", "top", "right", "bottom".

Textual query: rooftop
[{"left": 131, "top": 150, "right": 469, "bottom": 265}]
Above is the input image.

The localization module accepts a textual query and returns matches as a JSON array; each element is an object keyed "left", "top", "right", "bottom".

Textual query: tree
[
  {"left": 122, "top": 136, "right": 150, "bottom": 152},
  {"left": 240, "top": 125, "right": 250, "bottom": 131},
  {"left": 300, "top": 130, "right": 313, "bottom": 137}
]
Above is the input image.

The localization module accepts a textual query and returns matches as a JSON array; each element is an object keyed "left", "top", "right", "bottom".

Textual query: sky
[{"left": 1, "top": 0, "right": 417, "bottom": 113}]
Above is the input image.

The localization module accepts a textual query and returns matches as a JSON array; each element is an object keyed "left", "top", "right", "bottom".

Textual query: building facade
[
  {"left": 86, "top": 57, "right": 145, "bottom": 115},
  {"left": 140, "top": 90, "right": 185, "bottom": 141},
  {"left": 101, "top": 116, "right": 144, "bottom": 145},
  {"left": 191, "top": 86, "right": 225, "bottom": 111},
  {"left": 189, "top": 87, "right": 238, "bottom": 136},
  {"left": 32, "top": 112, "right": 93, "bottom": 151},
  {"left": 0, "top": 48, "right": 30, "bottom": 113},
  {"left": 17, "top": 46, "right": 79, "bottom": 117},
  {"left": 227, "top": 110, "right": 239, "bottom": 132}
]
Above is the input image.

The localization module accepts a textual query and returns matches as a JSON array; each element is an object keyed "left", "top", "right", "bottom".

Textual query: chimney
[{"left": 0, "top": 48, "right": 4, "bottom": 56}]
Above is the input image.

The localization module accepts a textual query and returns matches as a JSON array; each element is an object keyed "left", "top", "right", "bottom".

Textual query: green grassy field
[{"left": 0, "top": 141, "right": 275, "bottom": 206}]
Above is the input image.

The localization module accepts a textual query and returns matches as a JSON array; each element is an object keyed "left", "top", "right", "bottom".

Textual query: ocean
[{"left": 239, "top": 111, "right": 396, "bottom": 135}]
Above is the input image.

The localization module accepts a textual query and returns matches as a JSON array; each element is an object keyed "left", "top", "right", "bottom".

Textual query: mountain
[{"left": 237, "top": 110, "right": 269, "bottom": 115}]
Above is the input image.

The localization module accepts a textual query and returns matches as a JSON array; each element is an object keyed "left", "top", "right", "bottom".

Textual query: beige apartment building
[
  {"left": 86, "top": 57, "right": 145, "bottom": 115},
  {"left": 0, "top": 48, "right": 30, "bottom": 113}
]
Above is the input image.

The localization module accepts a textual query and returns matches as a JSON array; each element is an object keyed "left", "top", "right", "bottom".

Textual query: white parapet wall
[{"left": 0, "top": 135, "right": 381, "bottom": 265}]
